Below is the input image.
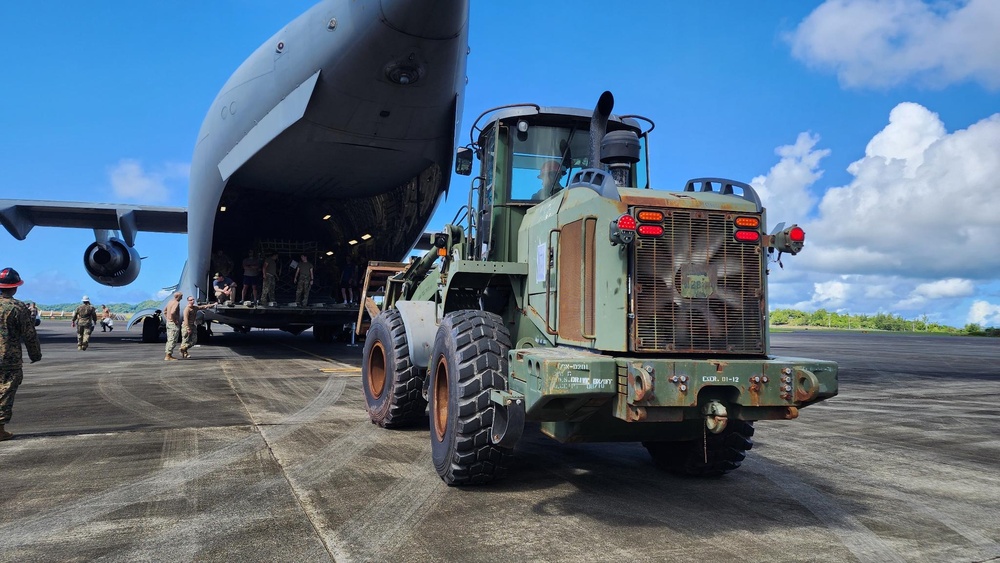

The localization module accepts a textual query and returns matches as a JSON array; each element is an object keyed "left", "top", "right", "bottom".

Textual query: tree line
[
  {"left": 769, "top": 308, "right": 999, "bottom": 336},
  {"left": 32, "top": 300, "right": 162, "bottom": 316}
]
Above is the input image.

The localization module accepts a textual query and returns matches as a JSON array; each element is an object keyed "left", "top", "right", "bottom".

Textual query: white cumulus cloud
[
  {"left": 108, "top": 159, "right": 188, "bottom": 204},
  {"left": 751, "top": 132, "right": 829, "bottom": 224},
  {"left": 801, "top": 104, "right": 1000, "bottom": 280},
  {"left": 788, "top": 0, "right": 1000, "bottom": 90},
  {"left": 967, "top": 300, "right": 1000, "bottom": 326},
  {"left": 896, "top": 278, "right": 975, "bottom": 308}
]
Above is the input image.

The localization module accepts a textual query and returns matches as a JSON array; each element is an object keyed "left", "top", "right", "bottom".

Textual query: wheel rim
[
  {"left": 433, "top": 357, "right": 449, "bottom": 442},
  {"left": 367, "top": 341, "right": 386, "bottom": 399}
]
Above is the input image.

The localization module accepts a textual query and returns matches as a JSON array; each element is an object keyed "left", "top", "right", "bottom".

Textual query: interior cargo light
[
  {"left": 361, "top": 233, "right": 372, "bottom": 240},
  {"left": 322, "top": 214, "right": 331, "bottom": 220},
  {"left": 734, "top": 230, "right": 760, "bottom": 242},
  {"left": 735, "top": 216, "right": 759, "bottom": 228},
  {"left": 348, "top": 239, "right": 358, "bottom": 245},
  {"left": 637, "top": 210, "right": 663, "bottom": 222},
  {"left": 637, "top": 225, "right": 664, "bottom": 237},
  {"left": 789, "top": 226, "right": 805, "bottom": 242}
]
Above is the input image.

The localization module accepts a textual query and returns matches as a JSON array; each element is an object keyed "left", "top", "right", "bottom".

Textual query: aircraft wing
[{"left": 0, "top": 199, "right": 187, "bottom": 247}]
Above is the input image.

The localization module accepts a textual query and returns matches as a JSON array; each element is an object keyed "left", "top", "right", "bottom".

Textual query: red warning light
[
  {"left": 637, "top": 225, "right": 664, "bottom": 237},
  {"left": 734, "top": 230, "right": 760, "bottom": 242},
  {"left": 616, "top": 214, "right": 636, "bottom": 231},
  {"left": 789, "top": 226, "right": 805, "bottom": 242}
]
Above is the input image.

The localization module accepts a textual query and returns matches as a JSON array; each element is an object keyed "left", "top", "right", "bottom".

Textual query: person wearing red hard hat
[{"left": 0, "top": 267, "right": 42, "bottom": 441}]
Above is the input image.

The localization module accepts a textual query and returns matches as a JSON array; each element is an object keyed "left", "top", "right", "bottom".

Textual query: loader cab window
[{"left": 509, "top": 124, "right": 591, "bottom": 202}]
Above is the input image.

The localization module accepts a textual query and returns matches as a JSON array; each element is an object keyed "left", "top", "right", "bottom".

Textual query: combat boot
[
  {"left": 164, "top": 354, "right": 178, "bottom": 361},
  {"left": 0, "top": 425, "right": 13, "bottom": 441}
]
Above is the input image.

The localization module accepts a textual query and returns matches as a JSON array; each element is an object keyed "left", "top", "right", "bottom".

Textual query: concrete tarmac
[{"left": 1, "top": 325, "right": 998, "bottom": 562}]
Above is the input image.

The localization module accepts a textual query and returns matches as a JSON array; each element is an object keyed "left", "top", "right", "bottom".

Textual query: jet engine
[{"left": 83, "top": 238, "right": 141, "bottom": 286}]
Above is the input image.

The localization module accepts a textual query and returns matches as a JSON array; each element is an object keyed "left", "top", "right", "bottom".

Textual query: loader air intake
[{"left": 600, "top": 130, "right": 641, "bottom": 187}]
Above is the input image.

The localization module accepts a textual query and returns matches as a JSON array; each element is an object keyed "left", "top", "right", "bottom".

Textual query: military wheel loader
[{"left": 361, "top": 91, "right": 838, "bottom": 485}]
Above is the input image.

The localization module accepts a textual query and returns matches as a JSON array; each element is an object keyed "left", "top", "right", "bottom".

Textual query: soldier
[
  {"left": 531, "top": 160, "right": 566, "bottom": 200},
  {"left": 261, "top": 251, "right": 279, "bottom": 306},
  {"left": 294, "top": 254, "right": 314, "bottom": 306},
  {"left": 163, "top": 292, "right": 183, "bottom": 361},
  {"left": 179, "top": 296, "right": 210, "bottom": 359},
  {"left": 100, "top": 304, "right": 114, "bottom": 332},
  {"left": 241, "top": 250, "right": 262, "bottom": 304},
  {"left": 0, "top": 267, "right": 42, "bottom": 441},
  {"left": 71, "top": 296, "right": 98, "bottom": 350}
]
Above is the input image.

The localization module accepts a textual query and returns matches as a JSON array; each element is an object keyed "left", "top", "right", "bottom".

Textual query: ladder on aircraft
[{"left": 355, "top": 261, "right": 408, "bottom": 334}]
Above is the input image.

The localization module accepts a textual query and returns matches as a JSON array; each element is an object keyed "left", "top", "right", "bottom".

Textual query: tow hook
[{"left": 703, "top": 400, "right": 728, "bottom": 434}]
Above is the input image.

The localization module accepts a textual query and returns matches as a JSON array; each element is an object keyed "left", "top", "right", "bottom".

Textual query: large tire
[
  {"left": 643, "top": 420, "right": 754, "bottom": 477},
  {"left": 362, "top": 309, "right": 426, "bottom": 428},
  {"left": 141, "top": 316, "right": 159, "bottom": 343},
  {"left": 428, "top": 310, "right": 513, "bottom": 486}
]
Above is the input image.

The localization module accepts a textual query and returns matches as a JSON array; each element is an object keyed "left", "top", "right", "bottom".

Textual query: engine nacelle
[{"left": 83, "top": 238, "right": 141, "bottom": 286}]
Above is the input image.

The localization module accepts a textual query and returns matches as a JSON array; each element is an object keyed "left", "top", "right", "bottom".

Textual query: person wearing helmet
[
  {"left": 532, "top": 160, "right": 566, "bottom": 200},
  {"left": 0, "top": 267, "right": 42, "bottom": 441},
  {"left": 71, "top": 296, "right": 98, "bottom": 351}
]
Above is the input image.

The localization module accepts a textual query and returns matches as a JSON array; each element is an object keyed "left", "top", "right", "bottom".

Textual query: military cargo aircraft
[{"left": 0, "top": 0, "right": 470, "bottom": 341}]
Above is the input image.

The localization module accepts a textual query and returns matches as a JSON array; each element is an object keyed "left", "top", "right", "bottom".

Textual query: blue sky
[{"left": 2, "top": 1, "right": 998, "bottom": 328}]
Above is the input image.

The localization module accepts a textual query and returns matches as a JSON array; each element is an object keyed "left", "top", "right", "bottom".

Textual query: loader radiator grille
[{"left": 632, "top": 209, "right": 764, "bottom": 354}]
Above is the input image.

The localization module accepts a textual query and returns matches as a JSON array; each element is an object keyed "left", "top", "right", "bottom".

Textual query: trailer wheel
[
  {"left": 428, "top": 310, "right": 513, "bottom": 486},
  {"left": 362, "top": 309, "right": 426, "bottom": 428},
  {"left": 643, "top": 420, "right": 755, "bottom": 477},
  {"left": 141, "top": 316, "right": 159, "bottom": 343}
]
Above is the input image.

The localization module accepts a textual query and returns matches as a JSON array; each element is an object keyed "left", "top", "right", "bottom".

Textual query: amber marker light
[
  {"left": 734, "top": 230, "right": 760, "bottom": 242},
  {"left": 637, "top": 210, "right": 663, "bottom": 222},
  {"left": 735, "top": 216, "right": 759, "bottom": 228}
]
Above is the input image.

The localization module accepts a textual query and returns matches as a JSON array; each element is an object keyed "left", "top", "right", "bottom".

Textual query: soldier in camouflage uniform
[
  {"left": 71, "top": 296, "right": 98, "bottom": 351},
  {"left": 261, "top": 252, "right": 279, "bottom": 306},
  {"left": 179, "top": 296, "right": 210, "bottom": 358},
  {"left": 163, "top": 292, "right": 183, "bottom": 361},
  {"left": 0, "top": 267, "right": 42, "bottom": 441},
  {"left": 294, "top": 254, "right": 314, "bottom": 306}
]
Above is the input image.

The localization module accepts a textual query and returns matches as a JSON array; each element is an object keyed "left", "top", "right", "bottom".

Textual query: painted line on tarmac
[{"left": 280, "top": 343, "right": 361, "bottom": 373}]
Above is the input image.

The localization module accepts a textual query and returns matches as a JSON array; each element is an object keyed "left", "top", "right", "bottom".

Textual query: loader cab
[{"left": 458, "top": 106, "right": 650, "bottom": 262}]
